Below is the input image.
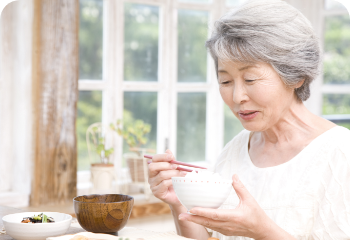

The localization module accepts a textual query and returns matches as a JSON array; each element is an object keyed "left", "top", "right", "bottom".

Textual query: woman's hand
[
  {"left": 148, "top": 149, "right": 187, "bottom": 208},
  {"left": 178, "top": 174, "right": 295, "bottom": 240}
]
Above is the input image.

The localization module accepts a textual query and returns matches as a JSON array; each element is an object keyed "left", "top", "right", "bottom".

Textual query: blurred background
[{"left": 0, "top": 0, "right": 349, "bottom": 233}]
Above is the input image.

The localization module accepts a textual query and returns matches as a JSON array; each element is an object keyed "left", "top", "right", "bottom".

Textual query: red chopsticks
[{"left": 144, "top": 154, "right": 207, "bottom": 173}]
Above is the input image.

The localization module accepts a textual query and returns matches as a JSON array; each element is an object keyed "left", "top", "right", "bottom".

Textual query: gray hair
[{"left": 206, "top": 0, "right": 321, "bottom": 101}]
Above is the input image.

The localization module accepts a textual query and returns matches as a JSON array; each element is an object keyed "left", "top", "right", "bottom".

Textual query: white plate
[{"left": 2, "top": 212, "right": 72, "bottom": 240}]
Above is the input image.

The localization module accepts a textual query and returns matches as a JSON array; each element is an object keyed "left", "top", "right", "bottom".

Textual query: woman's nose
[{"left": 232, "top": 84, "right": 249, "bottom": 104}]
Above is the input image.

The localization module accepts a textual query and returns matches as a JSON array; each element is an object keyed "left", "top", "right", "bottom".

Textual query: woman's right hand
[{"left": 148, "top": 149, "right": 186, "bottom": 208}]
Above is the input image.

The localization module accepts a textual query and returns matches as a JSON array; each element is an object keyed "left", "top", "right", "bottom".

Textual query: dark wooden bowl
[{"left": 73, "top": 194, "right": 134, "bottom": 235}]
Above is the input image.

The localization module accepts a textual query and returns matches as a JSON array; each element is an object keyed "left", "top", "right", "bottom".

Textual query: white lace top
[{"left": 212, "top": 126, "right": 350, "bottom": 240}]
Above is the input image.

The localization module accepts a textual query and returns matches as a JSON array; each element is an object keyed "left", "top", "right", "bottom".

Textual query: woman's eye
[
  {"left": 221, "top": 81, "right": 231, "bottom": 85},
  {"left": 245, "top": 79, "right": 255, "bottom": 83}
]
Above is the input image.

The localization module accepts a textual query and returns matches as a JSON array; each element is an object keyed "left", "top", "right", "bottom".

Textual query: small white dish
[
  {"left": 2, "top": 212, "right": 72, "bottom": 240},
  {"left": 172, "top": 177, "right": 233, "bottom": 211}
]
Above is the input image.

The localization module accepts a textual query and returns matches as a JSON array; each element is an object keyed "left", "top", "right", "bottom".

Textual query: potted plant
[
  {"left": 86, "top": 123, "right": 116, "bottom": 193},
  {"left": 110, "top": 118, "right": 154, "bottom": 183}
]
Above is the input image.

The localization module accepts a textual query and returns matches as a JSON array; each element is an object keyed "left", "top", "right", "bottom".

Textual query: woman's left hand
[{"left": 178, "top": 174, "right": 284, "bottom": 240}]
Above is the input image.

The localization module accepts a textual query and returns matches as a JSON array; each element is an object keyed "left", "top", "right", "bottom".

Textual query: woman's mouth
[{"left": 238, "top": 111, "right": 259, "bottom": 120}]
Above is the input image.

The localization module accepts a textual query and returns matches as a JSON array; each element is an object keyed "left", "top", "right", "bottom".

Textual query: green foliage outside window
[
  {"left": 178, "top": 10, "right": 208, "bottom": 82},
  {"left": 323, "top": 94, "right": 350, "bottom": 115},
  {"left": 123, "top": 92, "right": 157, "bottom": 155},
  {"left": 323, "top": 94, "right": 350, "bottom": 130},
  {"left": 77, "top": 91, "right": 102, "bottom": 171},
  {"left": 324, "top": 15, "right": 350, "bottom": 84},
  {"left": 323, "top": 14, "right": 350, "bottom": 130},
  {"left": 177, "top": 93, "right": 206, "bottom": 162},
  {"left": 79, "top": 0, "right": 103, "bottom": 79},
  {"left": 124, "top": 3, "right": 159, "bottom": 82}
]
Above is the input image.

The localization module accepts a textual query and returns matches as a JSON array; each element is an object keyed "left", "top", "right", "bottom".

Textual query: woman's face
[{"left": 218, "top": 60, "right": 299, "bottom": 132}]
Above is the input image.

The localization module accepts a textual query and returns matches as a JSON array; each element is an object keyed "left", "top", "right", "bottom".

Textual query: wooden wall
[{"left": 30, "top": 0, "right": 79, "bottom": 206}]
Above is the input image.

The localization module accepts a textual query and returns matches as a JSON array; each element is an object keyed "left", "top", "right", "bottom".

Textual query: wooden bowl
[{"left": 73, "top": 194, "right": 134, "bottom": 235}]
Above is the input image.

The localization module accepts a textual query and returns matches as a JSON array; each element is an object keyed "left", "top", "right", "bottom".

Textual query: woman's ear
[{"left": 295, "top": 79, "right": 305, "bottom": 89}]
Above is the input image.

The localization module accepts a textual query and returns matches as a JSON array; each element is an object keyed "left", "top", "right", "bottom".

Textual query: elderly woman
[{"left": 148, "top": 0, "right": 350, "bottom": 239}]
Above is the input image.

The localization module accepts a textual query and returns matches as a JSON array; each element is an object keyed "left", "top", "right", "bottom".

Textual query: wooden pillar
[{"left": 31, "top": 0, "right": 79, "bottom": 206}]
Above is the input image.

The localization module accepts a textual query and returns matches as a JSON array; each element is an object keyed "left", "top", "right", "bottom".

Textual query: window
[
  {"left": 77, "top": 0, "right": 251, "bottom": 172},
  {"left": 322, "top": 0, "right": 350, "bottom": 129}
]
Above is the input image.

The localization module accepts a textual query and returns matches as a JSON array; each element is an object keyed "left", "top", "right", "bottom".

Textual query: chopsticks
[
  {"left": 146, "top": 160, "right": 195, "bottom": 173},
  {"left": 144, "top": 154, "right": 207, "bottom": 173}
]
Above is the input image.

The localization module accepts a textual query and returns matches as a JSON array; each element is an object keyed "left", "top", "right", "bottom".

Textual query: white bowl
[
  {"left": 2, "top": 212, "right": 72, "bottom": 240},
  {"left": 172, "top": 177, "right": 233, "bottom": 211}
]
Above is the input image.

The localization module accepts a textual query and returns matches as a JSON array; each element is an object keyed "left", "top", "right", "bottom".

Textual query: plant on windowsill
[
  {"left": 86, "top": 123, "right": 116, "bottom": 193},
  {"left": 87, "top": 123, "right": 115, "bottom": 165},
  {"left": 110, "top": 116, "right": 155, "bottom": 184},
  {"left": 94, "top": 137, "right": 115, "bottom": 165}
]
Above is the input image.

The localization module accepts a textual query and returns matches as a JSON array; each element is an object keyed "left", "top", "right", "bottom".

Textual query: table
[
  {"left": 0, "top": 206, "right": 195, "bottom": 240},
  {"left": 0, "top": 206, "right": 85, "bottom": 240}
]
